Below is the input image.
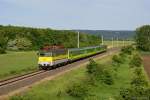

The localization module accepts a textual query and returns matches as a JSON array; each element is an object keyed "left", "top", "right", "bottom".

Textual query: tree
[
  {"left": 0, "top": 25, "right": 102, "bottom": 52},
  {"left": 135, "top": 25, "right": 150, "bottom": 51},
  {"left": 15, "top": 37, "right": 32, "bottom": 50},
  {"left": 0, "top": 31, "right": 9, "bottom": 53}
]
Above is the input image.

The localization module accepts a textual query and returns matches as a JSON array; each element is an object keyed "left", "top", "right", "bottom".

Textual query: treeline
[{"left": 0, "top": 25, "right": 101, "bottom": 53}]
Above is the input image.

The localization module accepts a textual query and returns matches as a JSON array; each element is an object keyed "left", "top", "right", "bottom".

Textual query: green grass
[
  {"left": 104, "top": 40, "right": 134, "bottom": 48},
  {"left": 0, "top": 51, "right": 38, "bottom": 80},
  {"left": 10, "top": 54, "right": 135, "bottom": 100}
]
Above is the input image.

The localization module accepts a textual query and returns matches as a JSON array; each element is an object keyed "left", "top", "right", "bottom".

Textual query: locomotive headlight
[{"left": 39, "top": 62, "right": 50, "bottom": 66}]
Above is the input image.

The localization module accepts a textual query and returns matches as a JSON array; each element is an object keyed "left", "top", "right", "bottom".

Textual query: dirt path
[{"left": 143, "top": 55, "right": 150, "bottom": 79}]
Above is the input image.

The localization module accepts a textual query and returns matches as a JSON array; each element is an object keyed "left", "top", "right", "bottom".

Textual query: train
[{"left": 38, "top": 45, "right": 107, "bottom": 70}]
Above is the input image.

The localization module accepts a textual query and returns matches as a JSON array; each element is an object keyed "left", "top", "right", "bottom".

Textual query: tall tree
[{"left": 135, "top": 25, "right": 150, "bottom": 51}]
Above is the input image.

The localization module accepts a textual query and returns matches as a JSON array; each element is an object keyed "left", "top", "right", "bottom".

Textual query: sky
[{"left": 0, "top": 0, "right": 150, "bottom": 30}]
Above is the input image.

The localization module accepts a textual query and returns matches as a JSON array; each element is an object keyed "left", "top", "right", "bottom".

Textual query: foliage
[
  {"left": 112, "top": 55, "right": 124, "bottom": 70},
  {"left": 131, "top": 68, "right": 148, "bottom": 88},
  {"left": 86, "top": 59, "right": 99, "bottom": 74},
  {"left": 0, "top": 25, "right": 101, "bottom": 52},
  {"left": 87, "top": 59, "right": 114, "bottom": 85},
  {"left": 112, "top": 55, "right": 124, "bottom": 65},
  {"left": 15, "top": 37, "right": 32, "bottom": 50},
  {"left": 135, "top": 25, "right": 150, "bottom": 51},
  {"left": 130, "top": 53, "right": 142, "bottom": 68},
  {"left": 119, "top": 87, "right": 150, "bottom": 100},
  {"left": 118, "top": 57, "right": 150, "bottom": 100},
  {"left": 121, "top": 45, "right": 135, "bottom": 55},
  {"left": 10, "top": 54, "right": 145, "bottom": 100},
  {"left": 0, "top": 31, "right": 9, "bottom": 53},
  {"left": 66, "top": 81, "right": 89, "bottom": 98}
]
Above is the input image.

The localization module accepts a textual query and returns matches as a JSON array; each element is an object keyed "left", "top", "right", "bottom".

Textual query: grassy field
[
  {"left": 0, "top": 41, "right": 133, "bottom": 80},
  {"left": 0, "top": 51, "right": 38, "bottom": 80},
  {"left": 10, "top": 54, "right": 137, "bottom": 100},
  {"left": 104, "top": 40, "right": 134, "bottom": 48}
]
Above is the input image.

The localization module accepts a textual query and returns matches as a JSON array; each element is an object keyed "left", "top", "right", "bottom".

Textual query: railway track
[
  {"left": 0, "top": 48, "right": 120, "bottom": 98},
  {"left": 0, "top": 70, "right": 46, "bottom": 87}
]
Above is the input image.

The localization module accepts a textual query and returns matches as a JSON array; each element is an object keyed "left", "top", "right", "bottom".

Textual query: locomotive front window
[{"left": 39, "top": 52, "right": 52, "bottom": 57}]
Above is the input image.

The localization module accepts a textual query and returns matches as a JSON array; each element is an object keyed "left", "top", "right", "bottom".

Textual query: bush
[
  {"left": 101, "top": 68, "right": 114, "bottom": 85},
  {"left": 87, "top": 59, "right": 114, "bottom": 85},
  {"left": 66, "top": 82, "right": 89, "bottom": 98},
  {"left": 118, "top": 67, "right": 150, "bottom": 100},
  {"left": 112, "top": 55, "right": 124, "bottom": 64},
  {"left": 121, "top": 45, "right": 135, "bottom": 55},
  {"left": 119, "top": 87, "right": 150, "bottom": 100},
  {"left": 112, "top": 55, "right": 124, "bottom": 70},
  {"left": 130, "top": 54, "right": 142, "bottom": 68},
  {"left": 87, "top": 59, "right": 99, "bottom": 74},
  {"left": 131, "top": 68, "right": 148, "bottom": 87}
]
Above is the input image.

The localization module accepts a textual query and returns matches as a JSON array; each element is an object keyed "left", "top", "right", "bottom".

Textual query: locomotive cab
[
  {"left": 38, "top": 51, "right": 53, "bottom": 69},
  {"left": 38, "top": 45, "right": 68, "bottom": 70}
]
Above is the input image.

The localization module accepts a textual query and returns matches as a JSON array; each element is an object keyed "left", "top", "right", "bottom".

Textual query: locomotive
[{"left": 38, "top": 45, "right": 107, "bottom": 70}]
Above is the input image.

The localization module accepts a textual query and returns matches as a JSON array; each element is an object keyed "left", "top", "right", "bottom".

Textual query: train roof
[{"left": 69, "top": 45, "right": 106, "bottom": 51}]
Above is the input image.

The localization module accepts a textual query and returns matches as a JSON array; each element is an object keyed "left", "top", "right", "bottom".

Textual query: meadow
[
  {"left": 10, "top": 52, "right": 144, "bottom": 100},
  {"left": 0, "top": 51, "right": 38, "bottom": 80},
  {"left": 103, "top": 40, "right": 134, "bottom": 48}
]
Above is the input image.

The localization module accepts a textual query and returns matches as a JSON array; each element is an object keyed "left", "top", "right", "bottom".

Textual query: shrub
[
  {"left": 112, "top": 55, "right": 124, "bottom": 64},
  {"left": 87, "top": 59, "right": 114, "bottom": 85},
  {"left": 131, "top": 68, "right": 148, "bottom": 87},
  {"left": 112, "top": 55, "right": 124, "bottom": 70},
  {"left": 130, "top": 54, "right": 142, "bottom": 68},
  {"left": 101, "top": 68, "right": 114, "bottom": 85},
  {"left": 118, "top": 67, "right": 150, "bottom": 100},
  {"left": 121, "top": 45, "right": 134, "bottom": 55},
  {"left": 119, "top": 87, "right": 150, "bottom": 100},
  {"left": 87, "top": 59, "right": 98, "bottom": 74},
  {"left": 66, "top": 82, "right": 89, "bottom": 98}
]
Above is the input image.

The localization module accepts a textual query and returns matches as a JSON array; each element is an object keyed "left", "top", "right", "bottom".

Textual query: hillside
[
  {"left": 0, "top": 25, "right": 101, "bottom": 53},
  {"left": 73, "top": 30, "right": 135, "bottom": 40}
]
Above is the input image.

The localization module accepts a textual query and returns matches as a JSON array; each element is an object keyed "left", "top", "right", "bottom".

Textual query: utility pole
[
  {"left": 123, "top": 39, "right": 125, "bottom": 47},
  {"left": 101, "top": 35, "right": 104, "bottom": 45},
  {"left": 112, "top": 37, "right": 114, "bottom": 48},
  {"left": 117, "top": 37, "right": 119, "bottom": 47},
  {"left": 77, "top": 31, "right": 80, "bottom": 48}
]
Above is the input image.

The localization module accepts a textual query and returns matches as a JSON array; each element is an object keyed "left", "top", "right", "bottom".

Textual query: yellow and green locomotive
[{"left": 38, "top": 45, "right": 107, "bottom": 70}]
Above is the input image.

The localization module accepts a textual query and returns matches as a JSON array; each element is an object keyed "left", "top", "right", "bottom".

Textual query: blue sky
[{"left": 0, "top": 0, "right": 150, "bottom": 30}]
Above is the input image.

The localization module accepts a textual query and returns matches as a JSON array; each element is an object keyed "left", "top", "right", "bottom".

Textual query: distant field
[
  {"left": 0, "top": 51, "right": 38, "bottom": 80},
  {"left": 103, "top": 40, "right": 134, "bottom": 48},
  {"left": 11, "top": 54, "right": 141, "bottom": 100}
]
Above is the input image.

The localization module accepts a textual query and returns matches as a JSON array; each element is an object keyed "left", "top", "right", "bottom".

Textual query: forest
[{"left": 0, "top": 25, "right": 101, "bottom": 53}]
